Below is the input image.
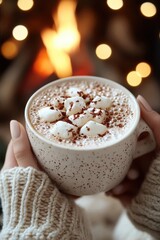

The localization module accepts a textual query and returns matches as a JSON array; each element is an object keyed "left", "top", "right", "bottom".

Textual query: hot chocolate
[
  {"left": 25, "top": 76, "right": 155, "bottom": 195},
  {"left": 29, "top": 79, "right": 135, "bottom": 149}
]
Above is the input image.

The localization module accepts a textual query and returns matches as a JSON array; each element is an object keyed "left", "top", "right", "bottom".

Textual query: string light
[
  {"left": 140, "top": 2, "right": 157, "bottom": 17},
  {"left": 12, "top": 25, "right": 28, "bottom": 41},
  {"left": 136, "top": 62, "right": 151, "bottom": 78},
  {"left": 96, "top": 44, "right": 112, "bottom": 60},
  {"left": 127, "top": 71, "right": 142, "bottom": 87},
  {"left": 17, "top": 0, "right": 34, "bottom": 11},
  {"left": 1, "top": 40, "right": 19, "bottom": 59},
  {"left": 106, "top": 0, "right": 123, "bottom": 10}
]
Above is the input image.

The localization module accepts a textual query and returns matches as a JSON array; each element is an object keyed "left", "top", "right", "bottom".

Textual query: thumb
[
  {"left": 137, "top": 95, "right": 160, "bottom": 148},
  {"left": 10, "top": 120, "right": 39, "bottom": 169}
]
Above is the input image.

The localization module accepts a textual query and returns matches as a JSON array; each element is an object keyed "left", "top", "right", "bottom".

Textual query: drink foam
[{"left": 29, "top": 79, "right": 135, "bottom": 148}]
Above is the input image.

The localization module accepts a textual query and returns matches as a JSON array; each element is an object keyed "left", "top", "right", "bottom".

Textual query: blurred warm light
[
  {"left": 1, "top": 40, "right": 19, "bottom": 59},
  {"left": 0, "top": 0, "right": 3, "bottom": 4},
  {"left": 127, "top": 71, "right": 142, "bottom": 87},
  {"left": 12, "top": 25, "right": 28, "bottom": 41},
  {"left": 136, "top": 62, "right": 151, "bottom": 78},
  {"left": 53, "top": 0, "right": 80, "bottom": 53},
  {"left": 17, "top": 0, "right": 34, "bottom": 11},
  {"left": 33, "top": 49, "right": 54, "bottom": 77},
  {"left": 106, "top": 0, "right": 123, "bottom": 10},
  {"left": 96, "top": 44, "right": 112, "bottom": 60},
  {"left": 55, "top": 0, "right": 77, "bottom": 29},
  {"left": 140, "top": 2, "right": 157, "bottom": 17},
  {"left": 52, "top": 28, "right": 80, "bottom": 53},
  {"left": 40, "top": 0, "right": 80, "bottom": 78},
  {"left": 41, "top": 29, "right": 72, "bottom": 78}
]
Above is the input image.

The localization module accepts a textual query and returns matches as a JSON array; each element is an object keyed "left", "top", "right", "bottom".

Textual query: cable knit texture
[
  {"left": 0, "top": 167, "right": 92, "bottom": 240},
  {"left": 128, "top": 153, "right": 160, "bottom": 239}
]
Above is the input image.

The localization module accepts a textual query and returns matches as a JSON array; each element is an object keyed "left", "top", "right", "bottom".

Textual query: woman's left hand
[{"left": 107, "top": 95, "right": 160, "bottom": 206}]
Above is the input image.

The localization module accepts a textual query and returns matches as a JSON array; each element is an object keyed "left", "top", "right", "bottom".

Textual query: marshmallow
[
  {"left": 67, "top": 88, "right": 91, "bottom": 103},
  {"left": 64, "top": 96, "right": 86, "bottom": 116},
  {"left": 90, "top": 96, "right": 112, "bottom": 110},
  {"left": 51, "top": 97, "right": 65, "bottom": 110},
  {"left": 69, "top": 110, "right": 92, "bottom": 127},
  {"left": 67, "top": 87, "right": 82, "bottom": 97},
  {"left": 38, "top": 107, "right": 63, "bottom": 122},
  {"left": 88, "top": 108, "right": 106, "bottom": 124},
  {"left": 50, "top": 121, "right": 78, "bottom": 139},
  {"left": 80, "top": 120, "right": 107, "bottom": 137}
]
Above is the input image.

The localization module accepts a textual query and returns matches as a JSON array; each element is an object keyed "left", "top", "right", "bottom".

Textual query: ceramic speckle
[
  {"left": 25, "top": 76, "right": 156, "bottom": 196},
  {"left": 26, "top": 122, "right": 137, "bottom": 196}
]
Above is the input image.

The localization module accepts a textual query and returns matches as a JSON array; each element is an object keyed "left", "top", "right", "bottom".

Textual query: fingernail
[
  {"left": 137, "top": 95, "right": 152, "bottom": 111},
  {"left": 10, "top": 120, "right": 21, "bottom": 139}
]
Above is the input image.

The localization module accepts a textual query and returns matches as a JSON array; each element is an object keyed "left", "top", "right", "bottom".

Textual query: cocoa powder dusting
[{"left": 29, "top": 80, "right": 135, "bottom": 148}]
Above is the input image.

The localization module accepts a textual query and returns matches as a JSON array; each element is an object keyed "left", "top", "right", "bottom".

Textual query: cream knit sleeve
[
  {"left": 0, "top": 167, "right": 92, "bottom": 240},
  {"left": 128, "top": 153, "right": 160, "bottom": 239}
]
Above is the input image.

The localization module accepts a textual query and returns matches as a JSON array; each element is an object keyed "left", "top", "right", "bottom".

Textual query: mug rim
[{"left": 24, "top": 75, "right": 140, "bottom": 151}]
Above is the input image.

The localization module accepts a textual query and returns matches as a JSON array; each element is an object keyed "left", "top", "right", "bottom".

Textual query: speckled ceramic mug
[{"left": 25, "top": 76, "right": 156, "bottom": 196}]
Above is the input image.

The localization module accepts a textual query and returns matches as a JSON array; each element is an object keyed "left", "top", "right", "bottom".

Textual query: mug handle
[{"left": 133, "top": 119, "right": 156, "bottom": 159}]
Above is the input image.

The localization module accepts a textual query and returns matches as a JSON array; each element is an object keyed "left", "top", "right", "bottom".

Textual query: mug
[{"left": 25, "top": 76, "right": 156, "bottom": 196}]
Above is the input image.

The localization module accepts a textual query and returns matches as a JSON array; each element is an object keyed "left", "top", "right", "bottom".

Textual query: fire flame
[{"left": 41, "top": 0, "right": 80, "bottom": 78}]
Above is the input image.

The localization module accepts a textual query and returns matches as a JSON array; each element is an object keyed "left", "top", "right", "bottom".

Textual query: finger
[
  {"left": 1, "top": 140, "right": 18, "bottom": 171},
  {"left": 10, "top": 120, "right": 39, "bottom": 169},
  {"left": 137, "top": 95, "right": 160, "bottom": 148}
]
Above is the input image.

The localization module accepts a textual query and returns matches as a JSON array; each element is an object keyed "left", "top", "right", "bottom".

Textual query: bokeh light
[
  {"left": 140, "top": 2, "right": 157, "bottom": 17},
  {"left": 106, "top": 0, "right": 123, "bottom": 10},
  {"left": 0, "top": 0, "right": 3, "bottom": 5},
  {"left": 17, "top": 0, "right": 34, "bottom": 11},
  {"left": 12, "top": 25, "right": 28, "bottom": 41},
  {"left": 136, "top": 62, "right": 151, "bottom": 78},
  {"left": 96, "top": 44, "right": 112, "bottom": 60},
  {"left": 127, "top": 71, "right": 142, "bottom": 87},
  {"left": 1, "top": 40, "right": 19, "bottom": 59}
]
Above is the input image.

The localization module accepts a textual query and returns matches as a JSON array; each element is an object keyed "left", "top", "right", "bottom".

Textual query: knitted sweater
[
  {"left": 0, "top": 153, "right": 160, "bottom": 239},
  {"left": 0, "top": 167, "right": 92, "bottom": 240},
  {"left": 128, "top": 153, "right": 160, "bottom": 239}
]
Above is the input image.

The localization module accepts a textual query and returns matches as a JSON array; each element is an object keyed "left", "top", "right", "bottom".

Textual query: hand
[
  {"left": 1, "top": 120, "right": 39, "bottom": 171},
  {"left": 0, "top": 122, "right": 91, "bottom": 240},
  {"left": 108, "top": 95, "right": 160, "bottom": 206},
  {"left": 1, "top": 120, "right": 78, "bottom": 199}
]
